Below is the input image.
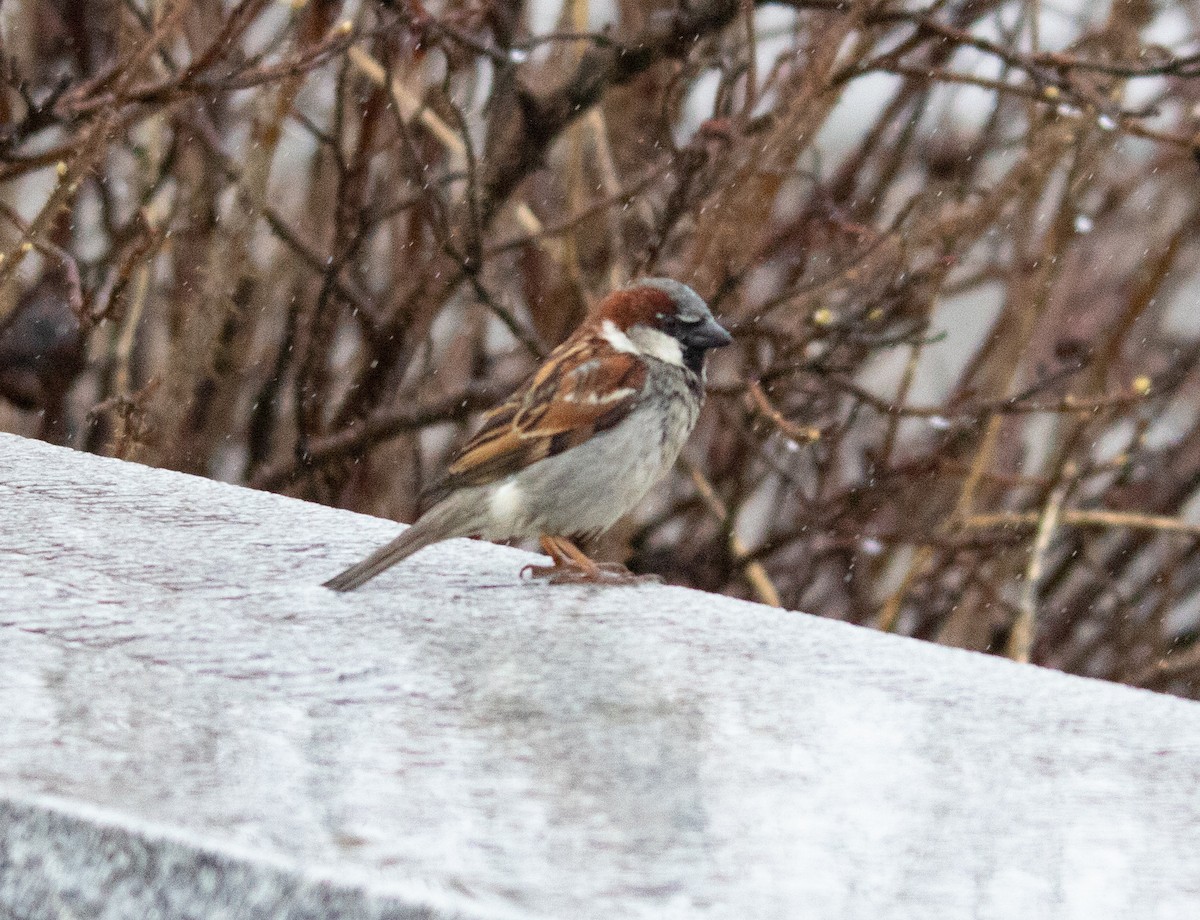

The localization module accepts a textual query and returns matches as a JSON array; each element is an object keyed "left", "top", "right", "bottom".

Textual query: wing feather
[{"left": 429, "top": 335, "right": 646, "bottom": 497}]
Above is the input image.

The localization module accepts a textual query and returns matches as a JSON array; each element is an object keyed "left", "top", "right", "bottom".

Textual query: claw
[
  {"left": 522, "top": 535, "right": 662, "bottom": 585},
  {"left": 521, "top": 561, "right": 660, "bottom": 585}
]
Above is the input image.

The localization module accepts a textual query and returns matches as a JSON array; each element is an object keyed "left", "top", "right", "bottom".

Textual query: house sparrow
[{"left": 323, "top": 278, "right": 732, "bottom": 590}]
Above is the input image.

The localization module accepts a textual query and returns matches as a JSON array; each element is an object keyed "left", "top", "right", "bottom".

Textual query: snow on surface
[{"left": 2, "top": 432, "right": 1200, "bottom": 920}]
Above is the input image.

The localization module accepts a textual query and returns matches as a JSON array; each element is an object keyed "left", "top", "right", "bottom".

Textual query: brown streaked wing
[{"left": 431, "top": 337, "right": 646, "bottom": 496}]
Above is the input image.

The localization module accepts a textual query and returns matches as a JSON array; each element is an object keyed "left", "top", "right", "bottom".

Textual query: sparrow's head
[{"left": 592, "top": 278, "right": 732, "bottom": 376}]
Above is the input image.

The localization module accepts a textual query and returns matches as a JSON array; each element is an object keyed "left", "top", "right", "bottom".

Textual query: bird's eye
[{"left": 677, "top": 314, "right": 704, "bottom": 326}]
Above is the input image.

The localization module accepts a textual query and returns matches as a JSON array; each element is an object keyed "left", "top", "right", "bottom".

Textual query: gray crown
[{"left": 631, "top": 277, "right": 713, "bottom": 324}]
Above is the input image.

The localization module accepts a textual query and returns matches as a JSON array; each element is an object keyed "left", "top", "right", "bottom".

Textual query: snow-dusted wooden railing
[{"left": 2, "top": 432, "right": 1199, "bottom": 920}]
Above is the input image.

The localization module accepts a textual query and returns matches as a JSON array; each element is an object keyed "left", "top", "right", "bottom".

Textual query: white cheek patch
[
  {"left": 601, "top": 319, "right": 638, "bottom": 354},
  {"left": 627, "top": 326, "right": 684, "bottom": 367},
  {"left": 489, "top": 480, "right": 523, "bottom": 526},
  {"left": 601, "top": 319, "right": 685, "bottom": 367}
]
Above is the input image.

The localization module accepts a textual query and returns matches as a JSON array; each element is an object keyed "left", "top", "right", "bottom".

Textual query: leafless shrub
[{"left": 6, "top": 0, "right": 1200, "bottom": 696}]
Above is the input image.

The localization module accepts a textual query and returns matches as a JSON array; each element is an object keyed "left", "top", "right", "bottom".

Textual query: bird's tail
[{"left": 323, "top": 501, "right": 470, "bottom": 592}]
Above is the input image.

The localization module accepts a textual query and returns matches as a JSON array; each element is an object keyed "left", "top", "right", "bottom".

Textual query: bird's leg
[
  {"left": 522, "top": 536, "right": 661, "bottom": 585},
  {"left": 522, "top": 536, "right": 594, "bottom": 580},
  {"left": 521, "top": 536, "right": 577, "bottom": 573}
]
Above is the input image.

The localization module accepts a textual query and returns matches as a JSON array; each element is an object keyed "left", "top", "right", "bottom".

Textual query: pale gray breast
[
  {"left": 491, "top": 363, "right": 702, "bottom": 541},
  {"left": 642, "top": 360, "right": 701, "bottom": 466}
]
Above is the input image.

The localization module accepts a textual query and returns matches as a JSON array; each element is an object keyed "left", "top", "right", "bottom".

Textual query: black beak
[{"left": 683, "top": 317, "right": 733, "bottom": 350}]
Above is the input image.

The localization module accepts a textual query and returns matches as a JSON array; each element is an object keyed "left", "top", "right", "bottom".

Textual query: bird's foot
[{"left": 521, "top": 560, "right": 662, "bottom": 585}]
